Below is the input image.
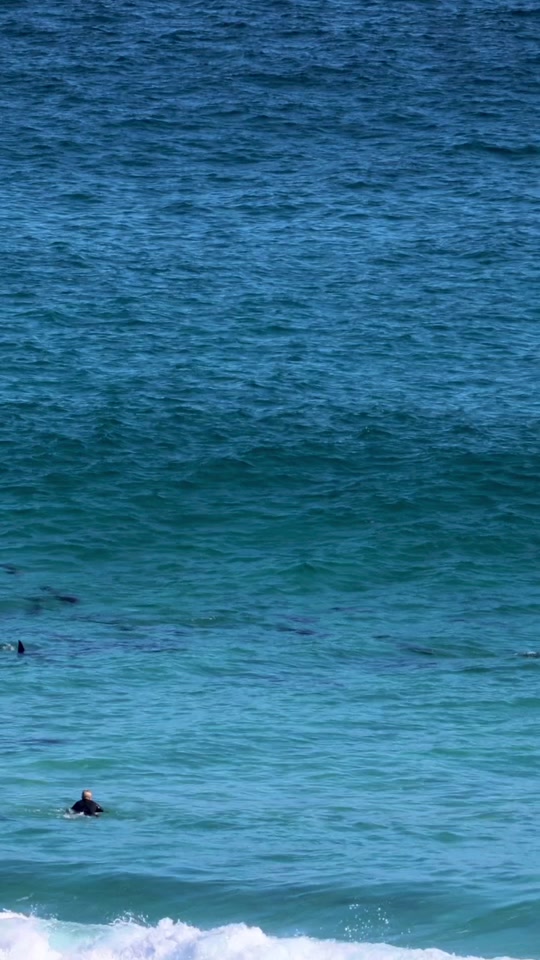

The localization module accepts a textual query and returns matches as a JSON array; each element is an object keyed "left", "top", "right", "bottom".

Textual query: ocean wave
[{"left": 0, "top": 913, "right": 528, "bottom": 960}]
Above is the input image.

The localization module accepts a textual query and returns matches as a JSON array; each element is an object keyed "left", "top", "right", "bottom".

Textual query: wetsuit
[{"left": 71, "top": 798, "right": 104, "bottom": 816}]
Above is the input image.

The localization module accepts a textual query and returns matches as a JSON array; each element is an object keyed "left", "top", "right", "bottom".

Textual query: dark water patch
[
  {"left": 22, "top": 589, "right": 82, "bottom": 616},
  {"left": 26, "top": 598, "right": 45, "bottom": 615},
  {"left": 452, "top": 139, "right": 540, "bottom": 158},
  {"left": 283, "top": 614, "right": 318, "bottom": 624},
  {"left": 276, "top": 624, "right": 317, "bottom": 636},
  {"left": 506, "top": 5, "right": 540, "bottom": 16},
  {"left": 21, "top": 737, "right": 64, "bottom": 748},
  {"left": 401, "top": 644, "right": 436, "bottom": 657},
  {"left": 74, "top": 614, "right": 138, "bottom": 632}
]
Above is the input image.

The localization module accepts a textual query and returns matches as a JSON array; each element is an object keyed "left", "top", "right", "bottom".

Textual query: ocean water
[{"left": 1, "top": 0, "right": 540, "bottom": 958}]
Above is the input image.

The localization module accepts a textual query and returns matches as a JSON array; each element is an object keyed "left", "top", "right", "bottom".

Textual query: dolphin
[{"left": 40, "top": 586, "right": 80, "bottom": 604}]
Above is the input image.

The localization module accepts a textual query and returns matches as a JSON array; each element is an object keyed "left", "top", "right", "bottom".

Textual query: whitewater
[{"left": 0, "top": 915, "right": 531, "bottom": 960}]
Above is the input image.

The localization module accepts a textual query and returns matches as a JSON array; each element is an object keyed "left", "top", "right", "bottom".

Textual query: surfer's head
[{"left": 82, "top": 790, "right": 93, "bottom": 800}]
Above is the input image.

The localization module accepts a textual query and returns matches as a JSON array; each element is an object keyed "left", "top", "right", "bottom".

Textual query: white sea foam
[{"left": 0, "top": 913, "right": 528, "bottom": 960}]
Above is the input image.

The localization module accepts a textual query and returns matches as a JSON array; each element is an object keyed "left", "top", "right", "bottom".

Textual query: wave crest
[{"left": 0, "top": 913, "right": 528, "bottom": 960}]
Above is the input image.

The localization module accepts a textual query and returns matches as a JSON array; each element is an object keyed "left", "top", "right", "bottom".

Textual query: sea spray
[{"left": 0, "top": 916, "right": 531, "bottom": 960}]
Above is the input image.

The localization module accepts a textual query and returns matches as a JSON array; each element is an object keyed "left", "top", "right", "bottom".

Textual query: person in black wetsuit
[{"left": 70, "top": 790, "right": 104, "bottom": 816}]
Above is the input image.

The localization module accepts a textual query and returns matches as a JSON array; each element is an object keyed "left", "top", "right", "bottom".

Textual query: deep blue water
[{"left": 1, "top": 2, "right": 540, "bottom": 959}]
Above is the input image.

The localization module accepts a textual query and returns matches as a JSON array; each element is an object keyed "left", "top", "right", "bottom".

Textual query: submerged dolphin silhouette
[{"left": 40, "top": 586, "right": 80, "bottom": 604}]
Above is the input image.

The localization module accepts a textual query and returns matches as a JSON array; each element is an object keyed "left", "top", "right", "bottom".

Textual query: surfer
[{"left": 70, "top": 790, "right": 104, "bottom": 816}]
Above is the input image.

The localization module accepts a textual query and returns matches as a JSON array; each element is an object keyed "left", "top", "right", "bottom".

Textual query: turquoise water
[{"left": 2, "top": 1, "right": 540, "bottom": 958}]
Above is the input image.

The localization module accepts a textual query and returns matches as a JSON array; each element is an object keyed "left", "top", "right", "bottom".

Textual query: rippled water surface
[{"left": 1, "top": 1, "right": 540, "bottom": 959}]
